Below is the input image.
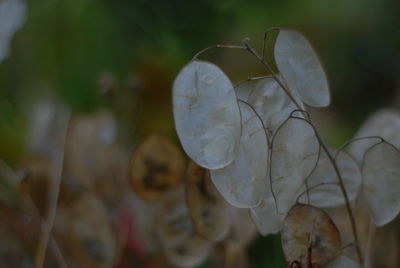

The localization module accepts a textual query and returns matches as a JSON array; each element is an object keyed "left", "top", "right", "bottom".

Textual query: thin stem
[
  {"left": 295, "top": 182, "right": 339, "bottom": 204},
  {"left": 334, "top": 136, "right": 384, "bottom": 159},
  {"left": 363, "top": 215, "right": 375, "bottom": 268},
  {"left": 315, "top": 131, "right": 363, "bottom": 263},
  {"left": 261, "top": 27, "right": 280, "bottom": 61},
  {"left": 35, "top": 108, "right": 70, "bottom": 268},
  {"left": 234, "top": 75, "right": 272, "bottom": 88},
  {"left": 192, "top": 44, "right": 246, "bottom": 60}
]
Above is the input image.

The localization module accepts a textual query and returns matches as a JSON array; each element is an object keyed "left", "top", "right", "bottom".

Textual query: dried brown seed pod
[
  {"left": 54, "top": 193, "right": 117, "bottom": 268},
  {"left": 185, "top": 161, "right": 230, "bottom": 242},
  {"left": 129, "top": 134, "right": 185, "bottom": 201},
  {"left": 157, "top": 186, "right": 212, "bottom": 267},
  {"left": 281, "top": 204, "right": 341, "bottom": 267}
]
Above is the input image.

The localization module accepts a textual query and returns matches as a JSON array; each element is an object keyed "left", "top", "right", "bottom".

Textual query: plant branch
[
  {"left": 192, "top": 44, "right": 246, "bottom": 60},
  {"left": 35, "top": 108, "right": 70, "bottom": 268},
  {"left": 242, "top": 40, "right": 364, "bottom": 264},
  {"left": 241, "top": 40, "right": 305, "bottom": 115}
]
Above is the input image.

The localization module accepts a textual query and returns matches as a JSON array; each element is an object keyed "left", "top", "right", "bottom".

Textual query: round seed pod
[
  {"left": 185, "top": 161, "right": 230, "bottom": 242},
  {"left": 129, "top": 134, "right": 185, "bottom": 201},
  {"left": 282, "top": 204, "right": 341, "bottom": 267}
]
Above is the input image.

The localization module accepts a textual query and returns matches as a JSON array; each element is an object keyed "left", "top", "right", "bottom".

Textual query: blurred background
[{"left": 0, "top": 0, "right": 400, "bottom": 267}]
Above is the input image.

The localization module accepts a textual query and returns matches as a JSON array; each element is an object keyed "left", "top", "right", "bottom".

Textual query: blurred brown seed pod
[
  {"left": 129, "top": 134, "right": 185, "bottom": 201},
  {"left": 157, "top": 186, "right": 212, "bottom": 267},
  {"left": 185, "top": 161, "right": 230, "bottom": 242}
]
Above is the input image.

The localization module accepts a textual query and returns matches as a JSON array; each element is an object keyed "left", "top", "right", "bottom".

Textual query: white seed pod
[
  {"left": 348, "top": 108, "right": 400, "bottom": 164},
  {"left": 250, "top": 198, "right": 285, "bottom": 236},
  {"left": 326, "top": 255, "right": 362, "bottom": 268},
  {"left": 248, "top": 76, "right": 304, "bottom": 137},
  {"left": 0, "top": 0, "right": 26, "bottom": 62},
  {"left": 274, "top": 29, "right": 330, "bottom": 107},
  {"left": 298, "top": 149, "right": 362, "bottom": 208},
  {"left": 234, "top": 80, "right": 257, "bottom": 102},
  {"left": 362, "top": 141, "right": 400, "bottom": 226},
  {"left": 173, "top": 60, "right": 241, "bottom": 169},
  {"left": 270, "top": 117, "right": 319, "bottom": 213},
  {"left": 210, "top": 101, "right": 268, "bottom": 208},
  {"left": 282, "top": 204, "right": 341, "bottom": 267}
]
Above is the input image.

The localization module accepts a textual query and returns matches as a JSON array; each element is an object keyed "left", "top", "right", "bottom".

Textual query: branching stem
[
  {"left": 193, "top": 37, "right": 365, "bottom": 265},
  {"left": 244, "top": 40, "right": 364, "bottom": 265}
]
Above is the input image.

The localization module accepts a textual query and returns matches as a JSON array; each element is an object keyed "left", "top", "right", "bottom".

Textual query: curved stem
[{"left": 192, "top": 44, "right": 246, "bottom": 60}]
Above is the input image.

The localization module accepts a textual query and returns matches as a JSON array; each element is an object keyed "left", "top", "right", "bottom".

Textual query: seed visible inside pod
[
  {"left": 185, "top": 161, "right": 230, "bottom": 242},
  {"left": 129, "top": 134, "right": 185, "bottom": 201},
  {"left": 281, "top": 204, "right": 341, "bottom": 267}
]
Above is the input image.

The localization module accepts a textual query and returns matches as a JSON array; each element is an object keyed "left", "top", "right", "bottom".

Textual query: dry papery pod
[
  {"left": 210, "top": 101, "right": 268, "bottom": 209},
  {"left": 274, "top": 28, "right": 331, "bottom": 108},
  {"left": 17, "top": 156, "right": 84, "bottom": 211},
  {"left": 248, "top": 75, "right": 305, "bottom": 138},
  {"left": 156, "top": 185, "right": 212, "bottom": 267},
  {"left": 297, "top": 149, "right": 362, "bottom": 208},
  {"left": 281, "top": 204, "right": 341, "bottom": 267},
  {"left": 54, "top": 193, "right": 117, "bottom": 268},
  {"left": 327, "top": 204, "right": 370, "bottom": 260},
  {"left": 185, "top": 161, "right": 230, "bottom": 242},
  {"left": 348, "top": 108, "right": 400, "bottom": 164},
  {"left": 208, "top": 207, "right": 256, "bottom": 268},
  {"left": 129, "top": 133, "right": 185, "bottom": 201},
  {"left": 228, "top": 206, "right": 257, "bottom": 248},
  {"left": 173, "top": 60, "right": 241, "bottom": 170},
  {"left": 270, "top": 117, "right": 320, "bottom": 214}
]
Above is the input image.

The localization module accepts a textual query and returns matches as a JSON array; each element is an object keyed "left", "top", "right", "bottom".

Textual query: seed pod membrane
[
  {"left": 282, "top": 204, "right": 341, "bottom": 267},
  {"left": 129, "top": 134, "right": 185, "bottom": 201},
  {"left": 362, "top": 141, "right": 400, "bottom": 226},
  {"left": 173, "top": 60, "right": 241, "bottom": 169},
  {"left": 250, "top": 198, "right": 285, "bottom": 236},
  {"left": 185, "top": 162, "right": 230, "bottom": 242},
  {"left": 270, "top": 117, "right": 319, "bottom": 213},
  {"left": 274, "top": 29, "right": 330, "bottom": 107},
  {"left": 210, "top": 101, "right": 268, "bottom": 208},
  {"left": 348, "top": 108, "right": 400, "bottom": 164},
  {"left": 326, "top": 255, "right": 361, "bottom": 268},
  {"left": 298, "top": 149, "right": 362, "bottom": 208},
  {"left": 248, "top": 76, "right": 304, "bottom": 137}
]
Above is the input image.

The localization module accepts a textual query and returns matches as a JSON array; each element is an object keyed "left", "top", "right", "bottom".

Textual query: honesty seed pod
[
  {"left": 185, "top": 161, "right": 230, "bottom": 242},
  {"left": 281, "top": 204, "right": 341, "bottom": 267},
  {"left": 173, "top": 60, "right": 241, "bottom": 169},
  {"left": 129, "top": 134, "right": 185, "bottom": 201}
]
